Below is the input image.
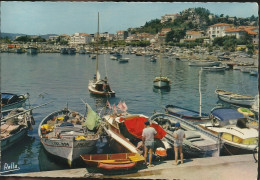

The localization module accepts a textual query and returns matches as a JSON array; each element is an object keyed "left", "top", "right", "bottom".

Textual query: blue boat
[
  {"left": 165, "top": 105, "right": 208, "bottom": 121},
  {"left": 1, "top": 93, "right": 28, "bottom": 111}
]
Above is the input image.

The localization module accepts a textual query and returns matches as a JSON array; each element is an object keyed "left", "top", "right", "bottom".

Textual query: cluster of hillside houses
[{"left": 47, "top": 11, "right": 258, "bottom": 46}]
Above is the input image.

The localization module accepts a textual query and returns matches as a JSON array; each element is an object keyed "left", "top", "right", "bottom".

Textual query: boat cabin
[{"left": 210, "top": 108, "right": 245, "bottom": 127}]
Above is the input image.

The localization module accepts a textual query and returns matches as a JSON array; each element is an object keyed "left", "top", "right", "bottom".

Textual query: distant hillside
[
  {"left": 130, "top": 7, "right": 258, "bottom": 35},
  {"left": 1, "top": 33, "right": 27, "bottom": 40},
  {"left": 1, "top": 33, "right": 59, "bottom": 40}
]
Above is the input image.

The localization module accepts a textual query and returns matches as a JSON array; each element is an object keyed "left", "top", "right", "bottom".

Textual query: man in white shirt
[{"left": 142, "top": 121, "right": 157, "bottom": 167}]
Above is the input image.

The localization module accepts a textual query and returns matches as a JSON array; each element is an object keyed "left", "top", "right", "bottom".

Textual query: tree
[
  {"left": 246, "top": 43, "right": 254, "bottom": 57},
  {"left": 1, "top": 37, "right": 12, "bottom": 43},
  {"left": 15, "top": 36, "right": 32, "bottom": 42}
]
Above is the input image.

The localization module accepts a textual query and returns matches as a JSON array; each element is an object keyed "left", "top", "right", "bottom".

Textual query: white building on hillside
[
  {"left": 70, "top": 33, "right": 92, "bottom": 45},
  {"left": 207, "top": 23, "right": 233, "bottom": 39}
]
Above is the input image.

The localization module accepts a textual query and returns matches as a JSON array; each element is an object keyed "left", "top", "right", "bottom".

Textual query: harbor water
[{"left": 1, "top": 53, "right": 258, "bottom": 174}]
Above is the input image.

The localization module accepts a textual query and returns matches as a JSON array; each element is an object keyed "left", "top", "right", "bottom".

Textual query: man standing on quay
[
  {"left": 142, "top": 121, "right": 157, "bottom": 167},
  {"left": 173, "top": 122, "right": 185, "bottom": 165}
]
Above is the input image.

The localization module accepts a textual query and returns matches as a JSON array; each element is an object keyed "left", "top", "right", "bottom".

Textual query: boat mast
[
  {"left": 159, "top": 38, "right": 162, "bottom": 77},
  {"left": 96, "top": 12, "right": 99, "bottom": 79},
  {"left": 199, "top": 67, "right": 202, "bottom": 116}
]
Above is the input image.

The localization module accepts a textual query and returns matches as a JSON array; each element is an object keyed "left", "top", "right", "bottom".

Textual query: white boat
[
  {"left": 88, "top": 13, "right": 115, "bottom": 97},
  {"left": 250, "top": 70, "right": 258, "bottom": 76},
  {"left": 202, "top": 66, "right": 226, "bottom": 72},
  {"left": 215, "top": 89, "right": 255, "bottom": 107},
  {"left": 153, "top": 44, "right": 171, "bottom": 89},
  {"left": 1, "top": 108, "right": 34, "bottom": 151},
  {"left": 110, "top": 56, "right": 118, "bottom": 60},
  {"left": 150, "top": 113, "right": 221, "bottom": 157},
  {"left": 38, "top": 106, "right": 101, "bottom": 166},
  {"left": 198, "top": 108, "right": 258, "bottom": 155},
  {"left": 188, "top": 60, "right": 221, "bottom": 67},
  {"left": 118, "top": 58, "right": 129, "bottom": 63}
]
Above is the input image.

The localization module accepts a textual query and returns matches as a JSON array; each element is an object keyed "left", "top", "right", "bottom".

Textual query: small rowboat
[
  {"left": 215, "top": 89, "right": 255, "bottom": 107},
  {"left": 80, "top": 153, "right": 144, "bottom": 170}
]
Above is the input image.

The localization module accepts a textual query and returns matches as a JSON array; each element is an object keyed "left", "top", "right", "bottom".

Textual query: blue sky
[{"left": 1, "top": 2, "right": 258, "bottom": 35}]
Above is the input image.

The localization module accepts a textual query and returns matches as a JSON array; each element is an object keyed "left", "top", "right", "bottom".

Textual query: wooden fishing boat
[
  {"left": 1, "top": 93, "right": 29, "bottom": 111},
  {"left": 38, "top": 106, "right": 101, "bottom": 166},
  {"left": 103, "top": 113, "right": 169, "bottom": 158},
  {"left": 215, "top": 89, "right": 255, "bottom": 107},
  {"left": 88, "top": 13, "right": 115, "bottom": 97},
  {"left": 1, "top": 108, "right": 34, "bottom": 151},
  {"left": 198, "top": 108, "right": 258, "bottom": 155},
  {"left": 80, "top": 153, "right": 144, "bottom": 170},
  {"left": 165, "top": 105, "right": 208, "bottom": 121},
  {"left": 150, "top": 113, "right": 221, "bottom": 158}
]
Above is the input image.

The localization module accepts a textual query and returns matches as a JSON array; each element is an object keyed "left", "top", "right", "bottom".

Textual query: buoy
[{"left": 237, "top": 107, "right": 254, "bottom": 117}]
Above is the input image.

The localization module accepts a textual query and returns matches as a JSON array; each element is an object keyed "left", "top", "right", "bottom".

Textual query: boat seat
[
  {"left": 191, "top": 139, "right": 216, "bottom": 148},
  {"left": 189, "top": 138, "right": 204, "bottom": 142},
  {"left": 185, "top": 131, "right": 201, "bottom": 139}
]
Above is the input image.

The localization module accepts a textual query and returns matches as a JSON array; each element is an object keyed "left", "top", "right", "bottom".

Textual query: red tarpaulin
[{"left": 123, "top": 116, "right": 166, "bottom": 139}]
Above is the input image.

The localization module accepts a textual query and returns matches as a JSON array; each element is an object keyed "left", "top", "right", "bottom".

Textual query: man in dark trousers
[
  {"left": 173, "top": 122, "right": 185, "bottom": 165},
  {"left": 142, "top": 121, "right": 157, "bottom": 167}
]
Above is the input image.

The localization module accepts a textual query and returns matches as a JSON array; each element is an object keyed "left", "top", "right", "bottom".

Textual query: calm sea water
[{"left": 1, "top": 53, "right": 258, "bottom": 174}]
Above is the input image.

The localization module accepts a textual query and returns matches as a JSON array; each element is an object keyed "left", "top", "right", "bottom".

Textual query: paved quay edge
[{"left": 1, "top": 154, "right": 258, "bottom": 180}]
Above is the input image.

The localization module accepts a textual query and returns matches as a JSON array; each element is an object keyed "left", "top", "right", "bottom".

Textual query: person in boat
[
  {"left": 142, "top": 121, "right": 157, "bottom": 167},
  {"left": 173, "top": 122, "right": 185, "bottom": 165}
]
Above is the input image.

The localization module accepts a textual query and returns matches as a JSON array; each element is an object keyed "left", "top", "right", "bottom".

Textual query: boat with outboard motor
[{"left": 150, "top": 113, "right": 221, "bottom": 158}]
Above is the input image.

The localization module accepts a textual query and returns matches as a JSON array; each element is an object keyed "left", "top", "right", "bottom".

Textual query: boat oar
[{"left": 1, "top": 101, "right": 54, "bottom": 122}]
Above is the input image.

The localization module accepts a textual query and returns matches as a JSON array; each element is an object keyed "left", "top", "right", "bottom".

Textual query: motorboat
[{"left": 198, "top": 108, "right": 258, "bottom": 155}]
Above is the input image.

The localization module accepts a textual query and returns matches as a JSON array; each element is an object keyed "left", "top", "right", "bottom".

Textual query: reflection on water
[
  {"left": 1, "top": 136, "right": 35, "bottom": 174},
  {"left": 1, "top": 53, "right": 258, "bottom": 174}
]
